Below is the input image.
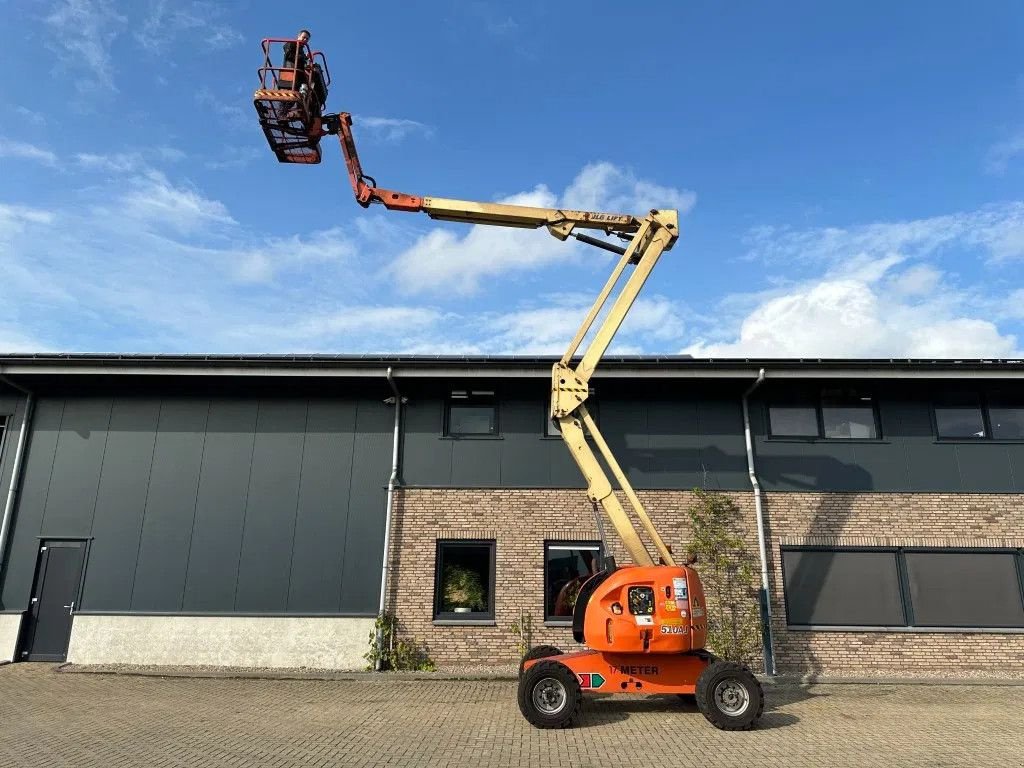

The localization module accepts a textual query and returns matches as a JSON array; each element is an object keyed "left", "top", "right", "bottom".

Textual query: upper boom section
[{"left": 322, "top": 113, "right": 643, "bottom": 241}]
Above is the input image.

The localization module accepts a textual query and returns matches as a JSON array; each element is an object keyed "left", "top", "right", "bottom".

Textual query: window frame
[
  {"left": 542, "top": 540, "right": 604, "bottom": 623},
  {"left": 766, "top": 391, "right": 882, "bottom": 441},
  {"left": 931, "top": 392, "right": 1024, "bottom": 442},
  {"left": 543, "top": 392, "right": 599, "bottom": 438},
  {"left": 444, "top": 390, "right": 499, "bottom": 438},
  {"left": 781, "top": 545, "right": 1024, "bottom": 632},
  {"left": 433, "top": 539, "right": 496, "bottom": 623}
]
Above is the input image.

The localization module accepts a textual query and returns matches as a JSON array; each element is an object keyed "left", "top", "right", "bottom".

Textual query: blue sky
[{"left": 1, "top": 0, "right": 1022, "bottom": 358}]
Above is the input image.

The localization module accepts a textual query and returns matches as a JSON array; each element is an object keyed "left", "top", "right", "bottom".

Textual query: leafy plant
[
  {"left": 442, "top": 564, "right": 486, "bottom": 612},
  {"left": 685, "top": 489, "right": 762, "bottom": 666},
  {"left": 364, "top": 612, "right": 436, "bottom": 672},
  {"left": 509, "top": 609, "right": 533, "bottom": 658}
]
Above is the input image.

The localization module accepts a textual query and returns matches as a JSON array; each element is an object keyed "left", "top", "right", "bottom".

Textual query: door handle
[{"left": 63, "top": 601, "right": 75, "bottom": 615}]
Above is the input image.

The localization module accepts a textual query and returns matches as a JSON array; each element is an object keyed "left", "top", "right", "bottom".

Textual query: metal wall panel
[
  {"left": 339, "top": 401, "right": 391, "bottom": 614},
  {"left": 234, "top": 401, "right": 307, "bottom": 612},
  {"left": 40, "top": 398, "right": 112, "bottom": 536},
  {"left": 287, "top": 400, "right": 358, "bottom": 613},
  {"left": 181, "top": 400, "right": 258, "bottom": 612},
  {"left": 83, "top": 399, "right": 160, "bottom": 610},
  {"left": 0, "top": 399, "right": 64, "bottom": 610},
  {"left": 130, "top": 399, "right": 210, "bottom": 611}
]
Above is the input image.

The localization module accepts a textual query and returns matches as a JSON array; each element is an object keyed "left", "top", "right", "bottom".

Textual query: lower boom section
[{"left": 518, "top": 648, "right": 764, "bottom": 731}]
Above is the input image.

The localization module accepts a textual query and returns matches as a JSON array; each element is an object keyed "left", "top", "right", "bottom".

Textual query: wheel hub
[
  {"left": 714, "top": 678, "right": 750, "bottom": 716},
  {"left": 532, "top": 677, "right": 567, "bottom": 715}
]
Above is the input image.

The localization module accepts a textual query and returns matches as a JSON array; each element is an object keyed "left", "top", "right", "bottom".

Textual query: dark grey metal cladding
[
  {"left": 182, "top": 400, "right": 259, "bottom": 612},
  {"left": 288, "top": 400, "right": 357, "bottom": 613},
  {"left": 401, "top": 380, "right": 749, "bottom": 490},
  {"left": 2, "top": 389, "right": 391, "bottom": 615},
  {"left": 752, "top": 381, "right": 1024, "bottom": 492},
  {"left": 233, "top": 401, "right": 307, "bottom": 612},
  {"left": 83, "top": 398, "right": 160, "bottom": 610},
  {"left": 0, "top": 398, "right": 64, "bottom": 610},
  {"left": 130, "top": 398, "right": 210, "bottom": 611},
  {"left": 338, "top": 400, "right": 392, "bottom": 614},
  {"left": 40, "top": 398, "right": 112, "bottom": 535}
]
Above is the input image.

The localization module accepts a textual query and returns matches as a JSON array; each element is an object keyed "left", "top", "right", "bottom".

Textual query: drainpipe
[
  {"left": 742, "top": 367, "right": 776, "bottom": 676},
  {"left": 0, "top": 375, "right": 34, "bottom": 575},
  {"left": 376, "top": 367, "right": 405, "bottom": 670}
]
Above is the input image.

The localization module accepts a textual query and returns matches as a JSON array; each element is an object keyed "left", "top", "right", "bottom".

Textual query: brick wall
[{"left": 385, "top": 487, "right": 1024, "bottom": 678}]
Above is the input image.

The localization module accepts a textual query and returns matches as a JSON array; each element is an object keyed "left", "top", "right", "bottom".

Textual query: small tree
[{"left": 685, "top": 489, "right": 761, "bottom": 666}]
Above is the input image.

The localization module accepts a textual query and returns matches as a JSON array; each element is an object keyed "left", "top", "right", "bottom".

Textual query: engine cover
[{"left": 576, "top": 565, "right": 707, "bottom": 654}]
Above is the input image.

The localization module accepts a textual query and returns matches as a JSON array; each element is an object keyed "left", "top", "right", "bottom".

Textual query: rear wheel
[
  {"left": 517, "top": 660, "right": 582, "bottom": 729},
  {"left": 695, "top": 661, "right": 764, "bottom": 731},
  {"left": 518, "top": 645, "right": 563, "bottom": 679}
]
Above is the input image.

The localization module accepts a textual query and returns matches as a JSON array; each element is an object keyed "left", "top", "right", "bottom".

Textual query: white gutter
[
  {"left": 0, "top": 376, "right": 33, "bottom": 573},
  {"left": 376, "top": 367, "right": 405, "bottom": 670},
  {"left": 741, "top": 367, "right": 775, "bottom": 676}
]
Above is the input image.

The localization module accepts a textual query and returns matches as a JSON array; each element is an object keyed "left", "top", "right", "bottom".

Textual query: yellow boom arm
[{"left": 324, "top": 112, "right": 679, "bottom": 567}]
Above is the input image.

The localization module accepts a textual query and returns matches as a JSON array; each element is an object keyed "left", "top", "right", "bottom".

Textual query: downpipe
[
  {"left": 0, "top": 375, "right": 34, "bottom": 578},
  {"left": 376, "top": 367, "right": 405, "bottom": 670},
  {"left": 742, "top": 367, "right": 776, "bottom": 676}
]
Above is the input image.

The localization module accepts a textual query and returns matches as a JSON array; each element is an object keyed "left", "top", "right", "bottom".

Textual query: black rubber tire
[
  {"left": 517, "top": 660, "right": 582, "bottom": 729},
  {"left": 695, "top": 660, "right": 764, "bottom": 731},
  {"left": 518, "top": 645, "right": 564, "bottom": 678}
]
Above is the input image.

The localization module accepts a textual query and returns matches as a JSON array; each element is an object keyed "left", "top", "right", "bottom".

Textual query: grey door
[{"left": 18, "top": 540, "right": 87, "bottom": 662}]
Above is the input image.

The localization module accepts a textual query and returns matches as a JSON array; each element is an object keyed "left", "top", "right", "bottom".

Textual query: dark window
[
  {"left": 445, "top": 390, "right": 497, "bottom": 436},
  {"left": 988, "top": 406, "right": 1024, "bottom": 439},
  {"left": 782, "top": 549, "right": 905, "bottom": 626},
  {"left": 434, "top": 540, "right": 495, "bottom": 620},
  {"left": 768, "top": 405, "right": 819, "bottom": 437},
  {"left": 821, "top": 391, "right": 878, "bottom": 439},
  {"left": 905, "top": 552, "right": 1024, "bottom": 628},
  {"left": 544, "top": 542, "right": 602, "bottom": 621},
  {"left": 783, "top": 547, "right": 1024, "bottom": 630},
  {"left": 934, "top": 405, "right": 986, "bottom": 439}
]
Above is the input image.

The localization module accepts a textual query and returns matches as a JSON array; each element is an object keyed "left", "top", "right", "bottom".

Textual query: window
[
  {"left": 768, "top": 406, "right": 818, "bottom": 437},
  {"left": 782, "top": 549, "right": 905, "bottom": 626},
  {"left": 988, "top": 405, "right": 1024, "bottom": 439},
  {"left": 445, "top": 390, "right": 498, "bottom": 436},
  {"left": 932, "top": 393, "right": 1024, "bottom": 440},
  {"left": 434, "top": 540, "right": 495, "bottom": 621},
  {"left": 544, "top": 542, "right": 602, "bottom": 621},
  {"left": 934, "top": 396, "right": 986, "bottom": 439},
  {"left": 904, "top": 552, "right": 1024, "bottom": 628},
  {"left": 767, "top": 390, "right": 880, "bottom": 440},
  {"left": 781, "top": 546, "right": 1024, "bottom": 630}
]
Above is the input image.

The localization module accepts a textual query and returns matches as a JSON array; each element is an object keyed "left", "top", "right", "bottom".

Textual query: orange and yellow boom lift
[{"left": 254, "top": 37, "right": 764, "bottom": 731}]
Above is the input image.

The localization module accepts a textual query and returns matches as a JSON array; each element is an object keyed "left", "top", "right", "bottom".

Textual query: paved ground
[{"left": 1, "top": 664, "right": 1021, "bottom": 768}]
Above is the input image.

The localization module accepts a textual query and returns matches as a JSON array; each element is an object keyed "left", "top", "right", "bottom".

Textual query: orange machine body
[
  {"left": 580, "top": 564, "right": 708, "bottom": 655},
  {"left": 523, "top": 564, "right": 712, "bottom": 695}
]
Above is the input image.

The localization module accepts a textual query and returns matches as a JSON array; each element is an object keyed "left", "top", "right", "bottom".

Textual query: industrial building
[{"left": 0, "top": 353, "right": 1021, "bottom": 678}]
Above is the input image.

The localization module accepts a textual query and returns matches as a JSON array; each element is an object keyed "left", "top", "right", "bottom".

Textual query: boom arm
[{"left": 321, "top": 112, "right": 679, "bottom": 567}]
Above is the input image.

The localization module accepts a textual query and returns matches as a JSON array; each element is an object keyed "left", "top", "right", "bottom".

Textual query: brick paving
[{"left": 1, "top": 663, "right": 1021, "bottom": 768}]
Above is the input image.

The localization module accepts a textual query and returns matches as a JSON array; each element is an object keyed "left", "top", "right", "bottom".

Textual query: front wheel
[
  {"left": 695, "top": 661, "right": 764, "bottom": 731},
  {"left": 517, "top": 660, "right": 582, "bottom": 729}
]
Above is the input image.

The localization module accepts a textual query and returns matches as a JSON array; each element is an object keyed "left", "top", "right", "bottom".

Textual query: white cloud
[
  {"left": 112, "top": 170, "right": 235, "bottom": 232},
  {"left": 14, "top": 107, "right": 46, "bottom": 126},
  {"left": 685, "top": 209, "right": 1024, "bottom": 359},
  {"left": 135, "top": 0, "right": 242, "bottom": 53},
  {"left": 387, "top": 162, "right": 696, "bottom": 296},
  {"left": 0, "top": 205, "right": 56, "bottom": 244},
  {"left": 196, "top": 87, "right": 250, "bottom": 130},
  {"left": 354, "top": 116, "right": 435, "bottom": 144},
  {"left": 44, "top": 0, "right": 127, "bottom": 91},
  {"left": 76, "top": 151, "right": 143, "bottom": 173},
  {"left": 985, "top": 132, "right": 1024, "bottom": 174},
  {"left": 0, "top": 138, "right": 57, "bottom": 166}
]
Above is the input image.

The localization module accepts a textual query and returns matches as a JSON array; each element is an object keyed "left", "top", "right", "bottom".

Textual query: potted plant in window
[{"left": 443, "top": 564, "right": 486, "bottom": 613}]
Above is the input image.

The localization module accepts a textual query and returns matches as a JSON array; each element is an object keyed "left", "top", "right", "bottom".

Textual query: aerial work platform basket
[{"left": 253, "top": 37, "right": 332, "bottom": 164}]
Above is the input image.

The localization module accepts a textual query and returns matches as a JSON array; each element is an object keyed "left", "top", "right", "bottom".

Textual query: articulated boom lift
[{"left": 254, "top": 38, "right": 764, "bottom": 731}]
